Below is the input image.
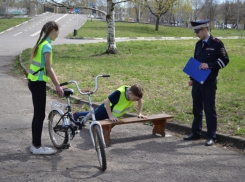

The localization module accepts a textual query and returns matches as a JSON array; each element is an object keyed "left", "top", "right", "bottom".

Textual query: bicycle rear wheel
[
  {"left": 93, "top": 125, "right": 107, "bottom": 171},
  {"left": 48, "top": 110, "right": 68, "bottom": 149}
]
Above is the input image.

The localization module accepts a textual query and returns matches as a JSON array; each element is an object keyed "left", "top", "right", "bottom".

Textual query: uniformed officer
[{"left": 183, "top": 20, "right": 229, "bottom": 146}]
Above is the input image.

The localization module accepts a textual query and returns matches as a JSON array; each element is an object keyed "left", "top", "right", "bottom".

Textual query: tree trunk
[
  {"left": 106, "top": 0, "right": 117, "bottom": 54},
  {"left": 155, "top": 16, "right": 160, "bottom": 31}
]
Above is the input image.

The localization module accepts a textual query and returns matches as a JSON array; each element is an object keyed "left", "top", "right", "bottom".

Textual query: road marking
[
  {"left": 6, "top": 28, "right": 13, "bottom": 31},
  {"left": 13, "top": 32, "right": 22, "bottom": 36},
  {"left": 30, "top": 30, "right": 40, "bottom": 37},
  {"left": 30, "top": 14, "right": 68, "bottom": 37},
  {"left": 55, "top": 14, "right": 68, "bottom": 22},
  {"left": 0, "top": 32, "right": 4, "bottom": 35}
]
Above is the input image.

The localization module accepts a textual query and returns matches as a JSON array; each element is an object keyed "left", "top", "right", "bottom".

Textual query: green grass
[
  {"left": 20, "top": 38, "right": 245, "bottom": 137},
  {"left": 67, "top": 20, "right": 245, "bottom": 38},
  {"left": 0, "top": 18, "right": 31, "bottom": 32}
]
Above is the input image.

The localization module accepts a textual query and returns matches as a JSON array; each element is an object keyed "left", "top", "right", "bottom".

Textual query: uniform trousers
[
  {"left": 191, "top": 79, "right": 217, "bottom": 140},
  {"left": 28, "top": 80, "right": 46, "bottom": 146}
]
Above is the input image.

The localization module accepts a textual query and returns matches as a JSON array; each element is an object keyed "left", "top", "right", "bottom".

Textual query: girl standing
[{"left": 28, "top": 21, "right": 64, "bottom": 154}]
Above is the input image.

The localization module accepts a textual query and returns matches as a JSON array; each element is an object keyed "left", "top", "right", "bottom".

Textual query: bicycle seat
[{"left": 63, "top": 88, "right": 74, "bottom": 97}]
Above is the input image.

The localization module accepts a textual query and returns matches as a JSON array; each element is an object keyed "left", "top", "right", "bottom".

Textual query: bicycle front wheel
[
  {"left": 48, "top": 110, "right": 68, "bottom": 149},
  {"left": 93, "top": 125, "right": 107, "bottom": 171}
]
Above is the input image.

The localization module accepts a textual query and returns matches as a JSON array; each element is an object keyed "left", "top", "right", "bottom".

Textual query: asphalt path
[{"left": 0, "top": 13, "right": 245, "bottom": 182}]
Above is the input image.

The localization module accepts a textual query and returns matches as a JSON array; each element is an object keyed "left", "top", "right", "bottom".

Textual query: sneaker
[
  {"left": 30, "top": 144, "right": 34, "bottom": 153},
  {"left": 32, "top": 146, "right": 56, "bottom": 155}
]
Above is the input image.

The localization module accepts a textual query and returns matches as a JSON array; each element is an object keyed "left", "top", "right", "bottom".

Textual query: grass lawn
[
  {"left": 0, "top": 18, "right": 31, "bottom": 32},
  {"left": 68, "top": 20, "right": 245, "bottom": 38},
  {"left": 20, "top": 38, "right": 245, "bottom": 137}
]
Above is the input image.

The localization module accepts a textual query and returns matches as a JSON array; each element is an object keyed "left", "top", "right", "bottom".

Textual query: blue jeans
[{"left": 74, "top": 104, "right": 109, "bottom": 121}]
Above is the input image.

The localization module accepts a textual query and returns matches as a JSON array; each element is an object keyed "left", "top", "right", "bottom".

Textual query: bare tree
[
  {"left": 143, "top": 0, "right": 177, "bottom": 31},
  {"left": 241, "top": 1, "right": 245, "bottom": 30},
  {"left": 220, "top": 0, "right": 236, "bottom": 27},
  {"left": 48, "top": 0, "right": 126, "bottom": 54},
  {"left": 169, "top": 0, "right": 192, "bottom": 27},
  {"left": 191, "top": 0, "right": 205, "bottom": 21},
  {"left": 129, "top": 0, "right": 147, "bottom": 22},
  {"left": 202, "top": 0, "right": 218, "bottom": 29}
]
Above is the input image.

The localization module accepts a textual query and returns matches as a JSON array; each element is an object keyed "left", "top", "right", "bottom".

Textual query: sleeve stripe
[
  {"left": 217, "top": 61, "right": 222, "bottom": 68},
  {"left": 217, "top": 58, "right": 225, "bottom": 68}
]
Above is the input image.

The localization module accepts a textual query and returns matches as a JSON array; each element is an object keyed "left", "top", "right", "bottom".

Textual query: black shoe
[
  {"left": 183, "top": 133, "right": 201, "bottom": 140},
  {"left": 77, "top": 116, "right": 86, "bottom": 129},
  {"left": 205, "top": 139, "right": 214, "bottom": 146}
]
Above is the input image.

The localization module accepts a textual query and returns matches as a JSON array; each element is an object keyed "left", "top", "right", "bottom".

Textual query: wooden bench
[{"left": 99, "top": 113, "right": 173, "bottom": 145}]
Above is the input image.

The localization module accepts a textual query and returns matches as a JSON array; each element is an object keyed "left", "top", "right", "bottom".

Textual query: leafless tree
[
  {"left": 48, "top": 0, "right": 129, "bottom": 54},
  {"left": 241, "top": 1, "right": 245, "bottom": 30},
  {"left": 191, "top": 0, "right": 204, "bottom": 21},
  {"left": 143, "top": 0, "right": 177, "bottom": 31},
  {"left": 220, "top": 1, "right": 234, "bottom": 26},
  {"left": 202, "top": 0, "right": 218, "bottom": 29}
]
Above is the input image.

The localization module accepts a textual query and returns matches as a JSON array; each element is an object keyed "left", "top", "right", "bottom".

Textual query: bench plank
[{"left": 100, "top": 113, "right": 173, "bottom": 145}]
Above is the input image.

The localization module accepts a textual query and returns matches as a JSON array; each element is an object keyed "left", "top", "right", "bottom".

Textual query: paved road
[{"left": 0, "top": 13, "right": 245, "bottom": 182}]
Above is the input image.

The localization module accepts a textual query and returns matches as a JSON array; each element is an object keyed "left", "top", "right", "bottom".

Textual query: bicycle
[{"left": 48, "top": 74, "right": 110, "bottom": 171}]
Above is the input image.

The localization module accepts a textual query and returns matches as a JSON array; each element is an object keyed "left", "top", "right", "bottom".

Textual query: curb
[
  {"left": 165, "top": 122, "right": 245, "bottom": 150},
  {"left": 66, "top": 36, "right": 245, "bottom": 40},
  {"left": 18, "top": 50, "right": 245, "bottom": 151}
]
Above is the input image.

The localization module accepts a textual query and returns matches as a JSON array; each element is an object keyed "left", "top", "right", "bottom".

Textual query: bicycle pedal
[
  {"left": 78, "top": 123, "right": 86, "bottom": 130},
  {"left": 62, "top": 143, "right": 71, "bottom": 149},
  {"left": 73, "top": 125, "right": 78, "bottom": 130}
]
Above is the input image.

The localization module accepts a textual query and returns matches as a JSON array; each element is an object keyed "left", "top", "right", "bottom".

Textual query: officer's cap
[{"left": 190, "top": 20, "right": 210, "bottom": 33}]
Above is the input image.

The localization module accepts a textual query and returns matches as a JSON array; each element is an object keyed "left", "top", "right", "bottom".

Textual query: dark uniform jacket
[{"left": 193, "top": 34, "right": 229, "bottom": 80}]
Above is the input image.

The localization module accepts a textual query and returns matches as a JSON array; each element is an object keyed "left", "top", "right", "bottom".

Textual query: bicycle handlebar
[
  {"left": 60, "top": 82, "right": 69, "bottom": 86},
  {"left": 60, "top": 74, "right": 110, "bottom": 95}
]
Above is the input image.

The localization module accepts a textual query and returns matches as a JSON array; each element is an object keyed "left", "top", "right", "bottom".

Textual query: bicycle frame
[
  {"left": 79, "top": 93, "right": 106, "bottom": 148},
  {"left": 60, "top": 75, "right": 110, "bottom": 148}
]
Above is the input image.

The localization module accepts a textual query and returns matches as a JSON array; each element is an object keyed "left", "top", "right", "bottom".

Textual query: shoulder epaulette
[{"left": 212, "top": 37, "right": 221, "bottom": 43}]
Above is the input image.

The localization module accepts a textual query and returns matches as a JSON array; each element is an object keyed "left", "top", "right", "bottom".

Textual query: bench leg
[
  {"left": 152, "top": 119, "right": 167, "bottom": 137},
  {"left": 102, "top": 125, "right": 114, "bottom": 146}
]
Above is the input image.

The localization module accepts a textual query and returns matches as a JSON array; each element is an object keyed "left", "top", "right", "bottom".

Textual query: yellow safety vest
[
  {"left": 107, "top": 85, "right": 134, "bottom": 118},
  {"left": 27, "top": 40, "right": 52, "bottom": 82}
]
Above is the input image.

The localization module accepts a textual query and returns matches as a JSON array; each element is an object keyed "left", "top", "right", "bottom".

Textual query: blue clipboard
[{"left": 183, "top": 57, "right": 211, "bottom": 84}]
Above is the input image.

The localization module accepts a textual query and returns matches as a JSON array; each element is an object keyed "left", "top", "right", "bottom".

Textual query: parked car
[
  {"left": 87, "top": 14, "right": 94, "bottom": 18},
  {"left": 225, "top": 24, "right": 232, "bottom": 29}
]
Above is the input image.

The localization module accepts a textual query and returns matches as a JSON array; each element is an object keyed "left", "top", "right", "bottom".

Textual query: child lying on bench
[{"left": 73, "top": 84, "right": 147, "bottom": 122}]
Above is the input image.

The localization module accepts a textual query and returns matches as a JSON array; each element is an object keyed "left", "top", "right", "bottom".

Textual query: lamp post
[{"left": 237, "top": 0, "right": 240, "bottom": 30}]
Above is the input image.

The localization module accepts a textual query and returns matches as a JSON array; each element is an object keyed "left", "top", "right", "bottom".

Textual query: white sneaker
[
  {"left": 30, "top": 145, "right": 34, "bottom": 153},
  {"left": 32, "top": 146, "right": 56, "bottom": 155}
]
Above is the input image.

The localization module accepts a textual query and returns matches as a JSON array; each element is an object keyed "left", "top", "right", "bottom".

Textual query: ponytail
[{"left": 30, "top": 21, "right": 59, "bottom": 59}]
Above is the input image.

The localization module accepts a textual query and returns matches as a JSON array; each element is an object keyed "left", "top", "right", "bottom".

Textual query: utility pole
[{"left": 237, "top": 0, "right": 240, "bottom": 30}]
